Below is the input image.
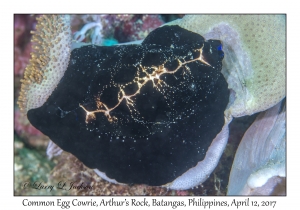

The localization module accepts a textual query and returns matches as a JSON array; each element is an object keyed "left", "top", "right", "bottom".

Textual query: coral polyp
[{"left": 18, "top": 15, "right": 72, "bottom": 113}]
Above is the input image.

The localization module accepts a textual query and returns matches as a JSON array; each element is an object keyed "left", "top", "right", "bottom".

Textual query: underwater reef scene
[{"left": 14, "top": 14, "right": 286, "bottom": 195}]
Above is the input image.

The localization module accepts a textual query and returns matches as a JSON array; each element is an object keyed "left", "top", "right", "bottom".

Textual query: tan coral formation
[
  {"left": 168, "top": 15, "right": 286, "bottom": 117},
  {"left": 17, "top": 15, "right": 72, "bottom": 113}
]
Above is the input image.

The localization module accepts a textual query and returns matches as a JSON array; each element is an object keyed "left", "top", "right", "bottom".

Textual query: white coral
[{"left": 73, "top": 22, "right": 103, "bottom": 45}]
